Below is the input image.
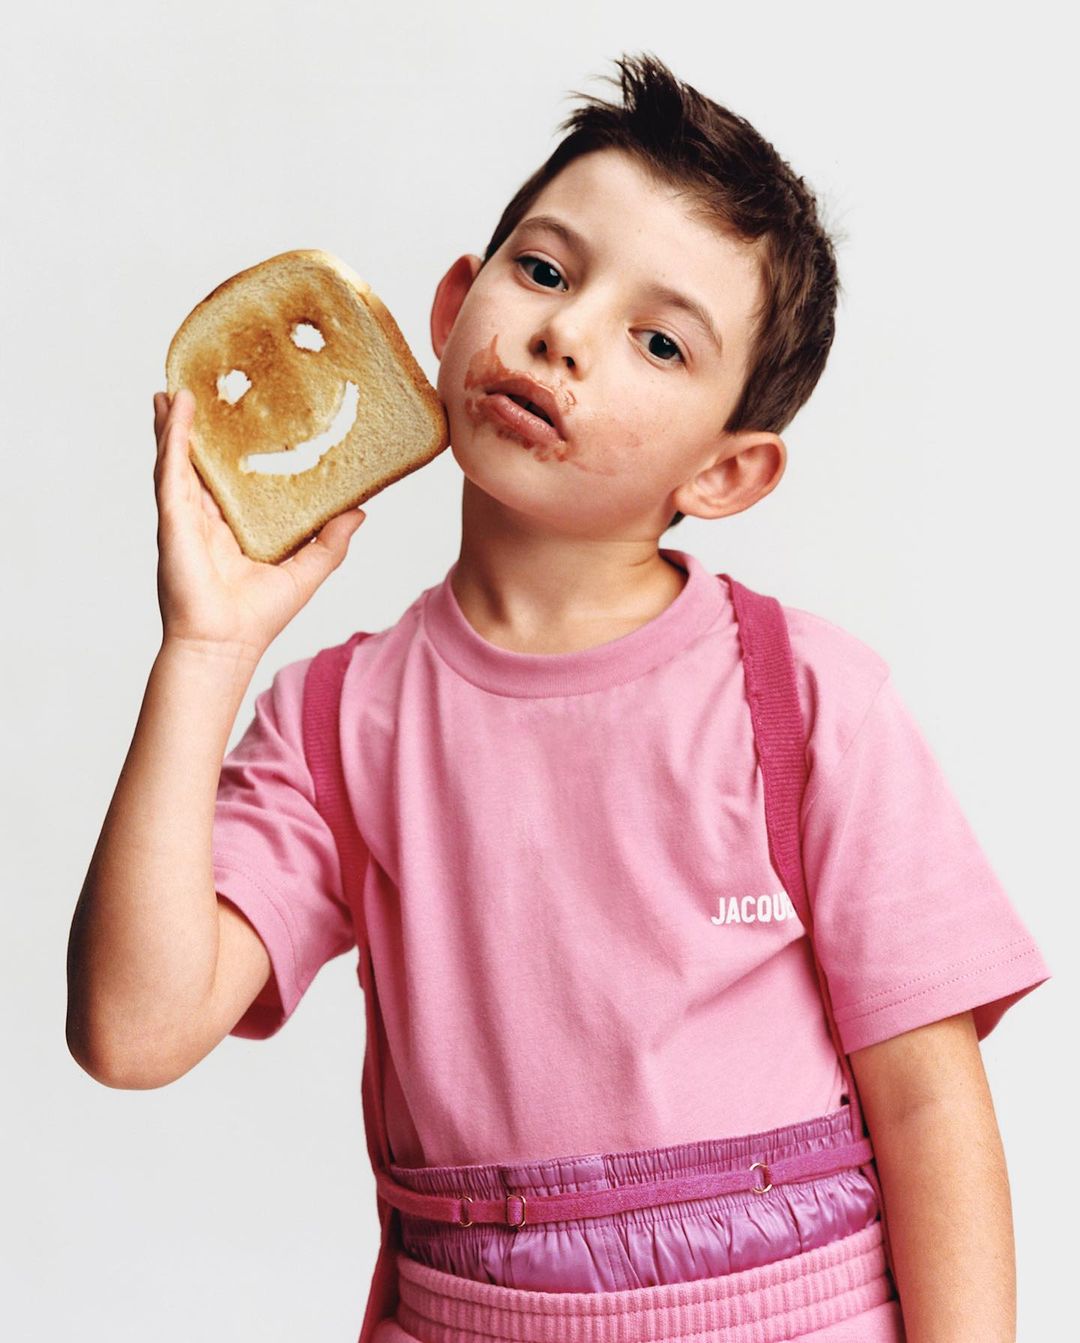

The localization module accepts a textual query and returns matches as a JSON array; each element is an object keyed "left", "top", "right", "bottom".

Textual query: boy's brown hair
[{"left": 480, "top": 52, "right": 841, "bottom": 529}]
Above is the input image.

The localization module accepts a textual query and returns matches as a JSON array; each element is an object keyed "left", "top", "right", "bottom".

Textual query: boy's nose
[{"left": 533, "top": 337, "right": 576, "bottom": 372}]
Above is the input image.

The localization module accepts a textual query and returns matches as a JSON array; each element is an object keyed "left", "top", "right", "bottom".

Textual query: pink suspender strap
[
  {"left": 722, "top": 577, "right": 866, "bottom": 1136},
  {"left": 302, "top": 632, "right": 401, "bottom": 1343},
  {"left": 721, "top": 574, "right": 893, "bottom": 1281}
]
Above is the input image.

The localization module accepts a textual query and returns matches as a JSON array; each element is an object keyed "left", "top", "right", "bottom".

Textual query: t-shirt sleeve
[
  {"left": 212, "top": 655, "right": 360, "bottom": 1040},
  {"left": 794, "top": 623, "right": 1051, "bottom": 1055}
]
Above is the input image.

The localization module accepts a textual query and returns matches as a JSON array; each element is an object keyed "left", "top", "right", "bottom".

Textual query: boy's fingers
[
  {"left": 284, "top": 509, "right": 364, "bottom": 590},
  {"left": 158, "top": 393, "right": 196, "bottom": 494},
  {"left": 166, "top": 392, "right": 194, "bottom": 443}
]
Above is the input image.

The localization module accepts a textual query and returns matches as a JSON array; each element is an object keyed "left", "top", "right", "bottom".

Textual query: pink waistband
[
  {"left": 386, "top": 1105, "right": 871, "bottom": 1229},
  {"left": 392, "top": 1220, "right": 898, "bottom": 1343},
  {"left": 392, "top": 1108, "right": 880, "bottom": 1296}
]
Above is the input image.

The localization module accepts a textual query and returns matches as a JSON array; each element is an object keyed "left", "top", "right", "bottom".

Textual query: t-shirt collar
[{"left": 422, "top": 547, "right": 725, "bottom": 697}]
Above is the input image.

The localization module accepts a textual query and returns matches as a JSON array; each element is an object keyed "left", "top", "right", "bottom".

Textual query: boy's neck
[{"left": 450, "top": 539, "right": 688, "bottom": 657}]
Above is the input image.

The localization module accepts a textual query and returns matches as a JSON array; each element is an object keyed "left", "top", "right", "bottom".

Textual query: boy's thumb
[
  {"left": 303, "top": 507, "right": 366, "bottom": 568},
  {"left": 334, "top": 508, "right": 366, "bottom": 545}
]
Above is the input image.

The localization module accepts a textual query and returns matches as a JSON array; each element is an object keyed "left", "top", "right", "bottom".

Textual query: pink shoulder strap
[
  {"left": 722, "top": 574, "right": 889, "bottom": 1267},
  {"left": 721, "top": 578, "right": 864, "bottom": 1110},
  {"left": 302, "top": 632, "right": 401, "bottom": 1342},
  {"left": 302, "top": 633, "right": 373, "bottom": 933}
]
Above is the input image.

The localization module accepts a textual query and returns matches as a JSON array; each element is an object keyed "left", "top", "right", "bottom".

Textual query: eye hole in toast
[
  {"left": 290, "top": 321, "right": 326, "bottom": 352},
  {"left": 217, "top": 368, "right": 252, "bottom": 405}
]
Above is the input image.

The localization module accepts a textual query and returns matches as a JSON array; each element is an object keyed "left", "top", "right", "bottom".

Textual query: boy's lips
[
  {"left": 482, "top": 376, "right": 568, "bottom": 441},
  {"left": 479, "top": 392, "right": 563, "bottom": 447}
]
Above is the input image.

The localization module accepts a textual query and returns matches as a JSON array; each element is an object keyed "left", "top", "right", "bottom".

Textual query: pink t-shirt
[{"left": 212, "top": 546, "right": 1050, "bottom": 1167}]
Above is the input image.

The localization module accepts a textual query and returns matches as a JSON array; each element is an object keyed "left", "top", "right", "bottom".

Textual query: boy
[{"left": 68, "top": 53, "right": 1049, "bottom": 1342}]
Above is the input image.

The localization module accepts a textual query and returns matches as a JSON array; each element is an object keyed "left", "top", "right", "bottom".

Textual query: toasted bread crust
[{"left": 164, "top": 249, "right": 449, "bottom": 564}]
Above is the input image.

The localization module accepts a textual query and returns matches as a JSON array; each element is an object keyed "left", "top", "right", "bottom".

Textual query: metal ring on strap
[
  {"left": 749, "top": 1161, "right": 773, "bottom": 1194},
  {"left": 457, "top": 1196, "right": 474, "bottom": 1227},
  {"left": 506, "top": 1192, "right": 527, "bottom": 1228}
]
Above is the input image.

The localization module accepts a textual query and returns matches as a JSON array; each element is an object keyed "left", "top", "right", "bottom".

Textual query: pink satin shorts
[{"left": 390, "top": 1106, "right": 883, "bottom": 1295}]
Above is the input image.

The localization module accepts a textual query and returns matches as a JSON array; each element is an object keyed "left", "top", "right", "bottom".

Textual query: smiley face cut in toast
[{"left": 165, "top": 249, "right": 449, "bottom": 563}]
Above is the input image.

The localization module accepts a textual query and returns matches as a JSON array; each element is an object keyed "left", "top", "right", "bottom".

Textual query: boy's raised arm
[
  {"left": 66, "top": 389, "right": 367, "bottom": 1088},
  {"left": 66, "top": 639, "right": 267, "bottom": 1087}
]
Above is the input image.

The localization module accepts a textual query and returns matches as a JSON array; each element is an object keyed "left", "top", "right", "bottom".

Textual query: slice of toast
[{"left": 165, "top": 249, "right": 449, "bottom": 563}]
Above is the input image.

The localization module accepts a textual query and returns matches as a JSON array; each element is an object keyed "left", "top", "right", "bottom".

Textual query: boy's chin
[
  {"left": 456, "top": 468, "right": 570, "bottom": 530},
  {"left": 449, "top": 422, "right": 535, "bottom": 477}
]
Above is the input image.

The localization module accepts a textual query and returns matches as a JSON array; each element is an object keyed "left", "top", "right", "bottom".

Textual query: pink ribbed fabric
[
  {"left": 724, "top": 577, "right": 890, "bottom": 1278},
  {"left": 380, "top": 1220, "right": 902, "bottom": 1343},
  {"left": 303, "top": 629, "right": 401, "bottom": 1342}
]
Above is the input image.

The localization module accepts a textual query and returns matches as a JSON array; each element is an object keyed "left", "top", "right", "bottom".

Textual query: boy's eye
[
  {"left": 639, "top": 331, "right": 685, "bottom": 364},
  {"left": 516, "top": 255, "right": 567, "bottom": 290}
]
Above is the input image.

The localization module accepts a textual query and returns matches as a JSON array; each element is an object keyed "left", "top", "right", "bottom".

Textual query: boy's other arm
[
  {"left": 66, "top": 639, "right": 273, "bottom": 1089},
  {"left": 849, "top": 1010, "right": 1016, "bottom": 1343}
]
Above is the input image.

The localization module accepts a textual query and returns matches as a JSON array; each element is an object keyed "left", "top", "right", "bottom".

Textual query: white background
[{"left": 3, "top": 1, "right": 1075, "bottom": 1337}]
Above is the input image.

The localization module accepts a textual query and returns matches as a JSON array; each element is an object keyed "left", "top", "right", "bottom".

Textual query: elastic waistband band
[
  {"left": 391, "top": 1105, "right": 858, "bottom": 1200},
  {"left": 394, "top": 1219, "right": 893, "bottom": 1343}
]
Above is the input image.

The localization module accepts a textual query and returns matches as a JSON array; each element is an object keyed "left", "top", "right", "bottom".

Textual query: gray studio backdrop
[{"left": 3, "top": 2, "right": 1073, "bottom": 1338}]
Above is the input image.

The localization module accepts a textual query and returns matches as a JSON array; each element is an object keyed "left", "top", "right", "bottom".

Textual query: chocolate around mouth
[{"left": 464, "top": 335, "right": 578, "bottom": 449}]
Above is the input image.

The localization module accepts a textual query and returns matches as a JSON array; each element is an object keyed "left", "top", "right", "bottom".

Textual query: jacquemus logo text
[{"left": 711, "top": 892, "right": 797, "bottom": 926}]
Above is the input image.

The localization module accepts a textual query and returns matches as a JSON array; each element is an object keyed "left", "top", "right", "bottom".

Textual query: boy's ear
[
  {"left": 671, "top": 430, "right": 788, "bottom": 521},
  {"left": 430, "top": 254, "right": 484, "bottom": 360}
]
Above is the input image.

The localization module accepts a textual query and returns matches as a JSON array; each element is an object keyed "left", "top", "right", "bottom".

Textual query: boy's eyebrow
[{"left": 515, "top": 213, "right": 725, "bottom": 357}]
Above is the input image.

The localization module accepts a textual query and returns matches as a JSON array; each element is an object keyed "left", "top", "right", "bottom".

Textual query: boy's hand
[{"left": 152, "top": 388, "right": 367, "bottom": 660}]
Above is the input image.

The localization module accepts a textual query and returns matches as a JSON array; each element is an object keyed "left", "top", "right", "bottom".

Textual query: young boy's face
[{"left": 430, "top": 147, "right": 785, "bottom": 537}]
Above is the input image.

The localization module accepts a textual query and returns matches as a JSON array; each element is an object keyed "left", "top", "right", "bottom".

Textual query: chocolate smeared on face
[{"left": 462, "top": 334, "right": 612, "bottom": 470}]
